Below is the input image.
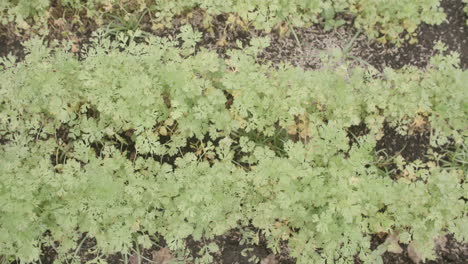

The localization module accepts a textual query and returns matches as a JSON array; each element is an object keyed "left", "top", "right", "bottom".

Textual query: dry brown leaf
[
  {"left": 408, "top": 241, "right": 422, "bottom": 264},
  {"left": 411, "top": 115, "right": 427, "bottom": 131},
  {"left": 433, "top": 235, "right": 447, "bottom": 251},
  {"left": 287, "top": 113, "right": 310, "bottom": 139},
  {"left": 297, "top": 114, "right": 310, "bottom": 140},
  {"left": 152, "top": 247, "right": 173, "bottom": 264},
  {"left": 260, "top": 254, "right": 278, "bottom": 264},
  {"left": 376, "top": 232, "right": 388, "bottom": 239},
  {"left": 278, "top": 23, "right": 289, "bottom": 39},
  {"left": 286, "top": 124, "right": 298, "bottom": 135},
  {"left": 71, "top": 44, "right": 80, "bottom": 53},
  {"left": 159, "top": 126, "right": 168, "bottom": 136},
  {"left": 385, "top": 233, "right": 403, "bottom": 254},
  {"left": 151, "top": 23, "right": 165, "bottom": 31},
  {"left": 216, "top": 33, "right": 228, "bottom": 47},
  {"left": 164, "top": 118, "right": 174, "bottom": 127},
  {"left": 103, "top": 3, "right": 114, "bottom": 12},
  {"left": 53, "top": 18, "right": 67, "bottom": 27},
  {"left": 129, "top": 253, "right": 140, "bottom": 264}
]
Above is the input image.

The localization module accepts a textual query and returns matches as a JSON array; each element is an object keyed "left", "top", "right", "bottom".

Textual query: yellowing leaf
[
  {"left": 152, "top": 248, "right": 173, "bottom": 264},
  {"left": 159, "top": 126, "right": 168, "bottom": 136},
  {"left": 261, "top": 254, "right": 278, "bottom": 264},
  {"left": 408, "top": 241, "right": 422, "bottom": 264},
  {"left": 217, "top": 33, "right": 228, "bottom": 47},
  {"left": 385, "top": 233, "right": 403, "bottom": 254}
]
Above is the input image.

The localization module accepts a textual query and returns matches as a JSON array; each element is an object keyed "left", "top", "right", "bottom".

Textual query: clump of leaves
[
  {"left": 1, "top": 0, "right": 447, "bottom": 44},
  {"left": 0, "top": 30, "right": 466, "bottom": 264}
]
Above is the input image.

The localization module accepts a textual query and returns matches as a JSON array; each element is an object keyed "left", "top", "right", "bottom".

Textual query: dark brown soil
[
  {"left": 358, "top": 0, "right": 468, "bottom": 70},
  {"left": 38, "top": 245, "right": 58, "bottom": 264},
  {"left": 0, "top": 27, "right": 25, "bottom": 61},
  {"left": 142, "top": 9, "right": 252, "bottom": 59},
  {"left": 374, "top": 123, "right": 432, "bottom": 178},
  {"left": 47, "top": 0, "right": 98, "bottom": 59},
  {"left": 427, "top": 234, "right": 468, "bottom": 264},
  {"left": 366, "top": 234, "right": 468, "bottom": 264},
  {"left": 24, "top": 231, "right": 466, "bottom": 264},
  {"left": 181, "top": 230, "right": 275, "bottom": 264},
  {"left": 216, "top": 231, "right": 271, "bottom": 264},
  {"left": 347, "top": 123, "right": 370, "bottom": 147}
]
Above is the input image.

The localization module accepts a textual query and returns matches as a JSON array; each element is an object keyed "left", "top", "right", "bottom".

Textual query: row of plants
[
  {"left": 1, "top": 0, "right": 453, "bottom": 44},
  {"left": 0, "top": 30, "right": 466, "bottom": 263}
]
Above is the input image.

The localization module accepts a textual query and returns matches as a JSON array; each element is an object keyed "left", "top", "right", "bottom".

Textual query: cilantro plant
[
  {"left": 0, "top": 31, "right": 466, "bottom": 264},
  {"left": 1, "top": 0, "right": 446, "bottom": 44}
]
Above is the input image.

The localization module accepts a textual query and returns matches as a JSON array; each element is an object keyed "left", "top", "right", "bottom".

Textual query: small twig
[
  {"left": 134, "top": 236, "right": 142, "bottom": 264},
  {"left": 72, "top": 233, "right": 88, "bottom": 261},
  {"left": 131, "top": 248, "right": 156, "bottom": 263},
  {"left": 283, "top": 16, "right": 303, "bottom": 52},
  {"left": 347, "top": 55, "right": 378, "bottom": 71},
  {"left": 342, "top": 30, "right": 361, "bottom": 56},
  {"left": 290, "top": 25, "right": 303, "bottom": 52}
]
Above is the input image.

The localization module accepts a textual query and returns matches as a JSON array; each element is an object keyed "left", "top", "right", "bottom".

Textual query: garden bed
[{"left": 0, "top": 0, "right": 467, "bottom": 264}]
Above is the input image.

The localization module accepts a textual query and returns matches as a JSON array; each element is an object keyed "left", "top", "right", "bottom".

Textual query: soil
[
  {"left": 28, "top": 232, "right": 467, "bottom": 264},
  {"left": 359, "top": 0, "right": 468, "bottom": 70},
  {"left": 31, "top": 231, "right": 279, "bottom": 264},
  {"left": 184, "top": 230, "right": 274, "bottom": 264},
  {"left": 260, "top": 0, "right": 468, "bottom": 71},
  {"left": 1, "top": 0, "right": 467, "bottom": 263},
  {"left": 2, "top": 0, "right": 467, "bottom": 71},
  {"left": 375, "top": 124, "right": 431, "bottom": 164},
  {"left": 216, "top": 231, "right": 271, "bottom": 264},
  {"left": 374, "top": 123, "right": 432, "bottom": 179},
  {"left": 0, "top": 26, "right": 25, "bottom": 61},
  {"left": 366, "top": 234, "right": 468, "bottom": 264}
]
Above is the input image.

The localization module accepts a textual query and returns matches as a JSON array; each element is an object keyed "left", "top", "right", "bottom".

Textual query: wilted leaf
[
  {"left": 129, "top": 253, "right": 140, "bottom": 264},
  {"left": 411, "top": 115, "right": 427, "bottom": 131},
  {"left": 385, "top": 233, "right": 403, "bottom": 254},
  {"left": 159, "top": 126, "right": 168, "bottom": 136},
  {"left": 408, "top": 242, "right": 422, "bottom": 264},
  {"left": 433, "top": 235, "right": 447, "bottom": 251},
  {"left": 53, "top": 18, "right": 66, "bottom": 27},
  {"left": 216, "top": 33, "right": 228, "bottom": 47},
  {"left": 152, "top": 248, "right": 173, "bottom": 264},
  {"left": 260, "top": 254, "right": 278, "bottom": 264},
  {"left": 71, "top": 44, "right": 80, "bottom": 53}
]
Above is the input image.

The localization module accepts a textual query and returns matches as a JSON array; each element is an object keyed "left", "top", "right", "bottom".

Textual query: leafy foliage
[
  {"left": 0, "top": 31, "right": 466, "bottom": 264},
  {"left": 1, "top": 0, "right": 446, "bottom": 44}
]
